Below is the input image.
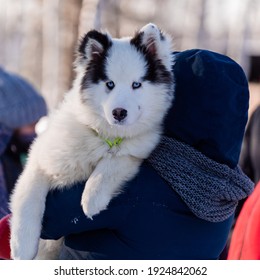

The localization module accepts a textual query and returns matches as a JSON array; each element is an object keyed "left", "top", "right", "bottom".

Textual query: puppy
[{"left": 10, "top": 23, "right": 174, "bottom": 259}]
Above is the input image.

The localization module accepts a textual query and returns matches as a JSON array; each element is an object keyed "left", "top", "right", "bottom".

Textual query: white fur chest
[{"left": 31, "top": 112, "right": 110, "bottom": 188}]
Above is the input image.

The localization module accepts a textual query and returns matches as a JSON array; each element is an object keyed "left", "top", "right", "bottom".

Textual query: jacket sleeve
[{"left": 41, "top": 182, "right": 127, "bottom": 240}]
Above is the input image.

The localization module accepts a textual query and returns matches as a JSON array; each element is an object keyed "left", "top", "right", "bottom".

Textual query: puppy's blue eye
[
  {"left": 106, "top": 81, "right": 115, "bottom": 90},
  {"left": 132, "top": 82, "right": 142, "bottom": 89}
]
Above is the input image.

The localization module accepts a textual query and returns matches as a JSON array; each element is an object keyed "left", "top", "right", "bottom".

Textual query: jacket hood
[{"left": 164, "top": 49, "right": 249, "bottom": 168}]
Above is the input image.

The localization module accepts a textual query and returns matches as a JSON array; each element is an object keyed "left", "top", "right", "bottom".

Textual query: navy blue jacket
[
  {"left": 42, "top": 162, "right": 233, "bottom": 260},
  {"left": 43, "top": 164, "right": 233, "bottom": 259},
  {"left": 41, "top": 49, "right": 250, "bottom": 259}
]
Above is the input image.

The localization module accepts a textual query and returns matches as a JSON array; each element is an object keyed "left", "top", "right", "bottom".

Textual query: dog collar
[{"left": 102, "top": 137, "right": 123, "bottom": 148}]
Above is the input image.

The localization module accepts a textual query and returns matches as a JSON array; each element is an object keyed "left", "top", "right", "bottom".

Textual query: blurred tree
[
  {"left": 59, "top": 0, "right": 83, "bottom": 102},
  {"left": 41, "top": 0, "right": 59, "bottom": 109},
  {"left": 0, "top": 0, "right": 83, "bottom": 110},
  {"left": 42, "top": 0, "right": 83, "bottom": 109},
  {"left": 0, "top": 0, "right": 25, "bottom": 74},
  {"left": 20, "top": 0, "right": 43, "bottom": 90},
  {"left": 78, "top": 0, "right": 100, "bottom": 37}
]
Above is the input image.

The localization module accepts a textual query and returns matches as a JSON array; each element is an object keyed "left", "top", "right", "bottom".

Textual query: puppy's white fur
[{"left": 10, "top": 23, "right": 174, "bottom": 259}]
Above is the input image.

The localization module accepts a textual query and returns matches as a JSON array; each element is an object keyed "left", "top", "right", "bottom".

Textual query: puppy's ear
[
  {"left": 131, "top": 23, "right": 173, "bottom": 71},
  {"left": 76, "top": 30, "right": 112, "bottom": 65}
]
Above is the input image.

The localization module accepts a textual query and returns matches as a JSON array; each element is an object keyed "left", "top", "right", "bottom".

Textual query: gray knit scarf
[{"left": 147, "top": 136, "right": 254, "bottom": 222}]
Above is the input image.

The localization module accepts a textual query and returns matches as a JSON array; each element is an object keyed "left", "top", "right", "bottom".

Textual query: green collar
[{"left": 101, "top": 137, "right": 123, "bottom": 148}]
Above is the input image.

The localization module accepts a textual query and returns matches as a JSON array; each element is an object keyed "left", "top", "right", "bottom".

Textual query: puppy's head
[{"left": 75, "top": 23, "right": 174, "bottom": 137}]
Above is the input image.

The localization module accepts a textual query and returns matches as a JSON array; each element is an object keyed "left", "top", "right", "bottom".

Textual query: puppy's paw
[
  {"left": 11, "top": 233, "right": 38, "bottom": 260},
  {"left": 81, "top": 182, "right": 111, "bottom": 219},
  {"left": 10, "top": 217, "right": 40, "bottom": 260}
]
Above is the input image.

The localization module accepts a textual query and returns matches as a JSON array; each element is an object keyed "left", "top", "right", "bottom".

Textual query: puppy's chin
[
  {"left": 106, "top": 117, "right": 140, "bottom": 128},
  {"left": 108, "top": 119, "right": 127, "bottom": 126}
]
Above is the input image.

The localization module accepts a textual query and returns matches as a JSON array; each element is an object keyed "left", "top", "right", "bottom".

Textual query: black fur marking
[
  {"left": 78, "top": 30, "right": 111, "bottom": 59},
  {"left": 78, "top": 35, "right": 89, "bottom": 60},
  {"left": 130, "top": 32, "right": 172, "bottom": 86},
  {"left": 130, "top": 31, "right": 144, "bottom": 49},
  {"left": 81, "top": 52, "right": 109, "bottom": 89},
  {"left": 79, "top": 31, "right": 112, "bottom": 90}
]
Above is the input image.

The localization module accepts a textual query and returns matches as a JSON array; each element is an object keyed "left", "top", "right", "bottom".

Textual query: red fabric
[
  {"left": 228, "top": 181, "right": 260, "bottom": 260},
  {"left": 0, "top": 214, "right": 11, "bottom": 260}
]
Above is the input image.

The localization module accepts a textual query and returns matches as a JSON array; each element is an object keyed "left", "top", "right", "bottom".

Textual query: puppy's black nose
[{"left": 112, "top": 108, "right": 127, "bottom": 121}]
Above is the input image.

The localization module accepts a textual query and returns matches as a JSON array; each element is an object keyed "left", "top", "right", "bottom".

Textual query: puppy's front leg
[
  {"left": 10, "top": 166, "right": 50, "bottom": 260},
  {"left": 81, "top": 156, "right": 141, "bottom": 218}
]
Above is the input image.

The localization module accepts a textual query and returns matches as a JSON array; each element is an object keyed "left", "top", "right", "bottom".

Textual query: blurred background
[{"left": 1, "top": 0, "right": 260, "bottom": 113}]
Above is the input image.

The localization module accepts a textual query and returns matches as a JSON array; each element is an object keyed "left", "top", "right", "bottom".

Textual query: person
[
  {"left": 0, "top": 49, "right": 254, "bottom": 260},
  {"left": 239, "top": 105, "right": 260, "bottom": 184},
  {"left": 0, "top": 67, "right": 47, "bottom": 219},
  {"left": 227, "top": 180, "right": 260, "bottom": 260}
]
